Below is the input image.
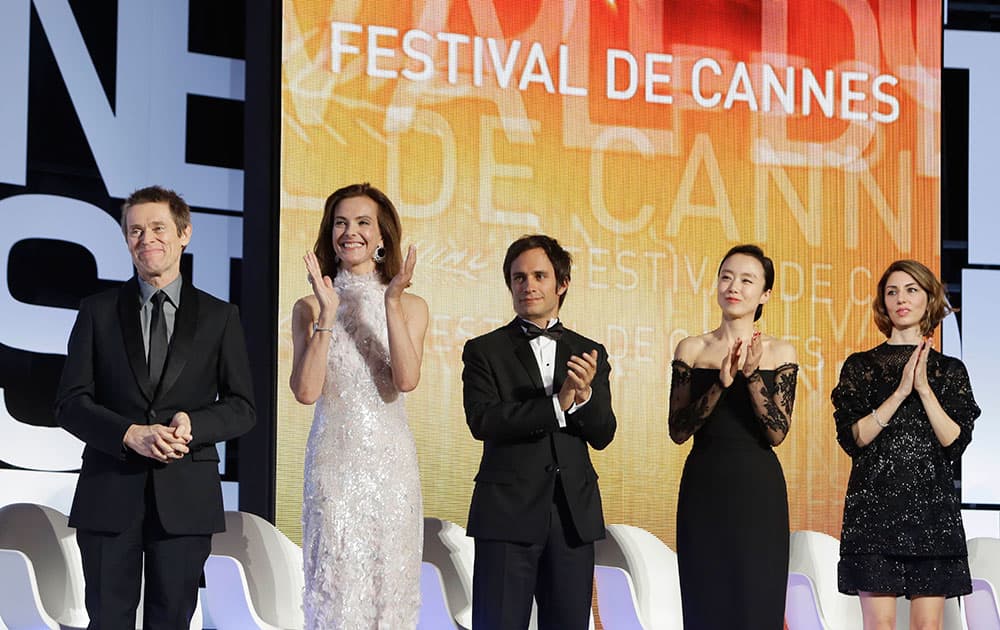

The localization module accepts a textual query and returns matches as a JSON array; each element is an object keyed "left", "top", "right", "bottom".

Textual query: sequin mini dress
[
  {"left": 833, "top": 343, "right": 980, "bottom": 597},
  {"left": 302, "top": 271, "right": 422, "bottom": 629}
]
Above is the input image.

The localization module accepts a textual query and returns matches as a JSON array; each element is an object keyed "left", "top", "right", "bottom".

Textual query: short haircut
[
  {"left": 502, "top": 234, "right": 573, "bottom": 306},
  {"left": 718, "top": 244, "right": 775, "bottom": 322},
  {"left": 121, "top": 185, "right": 191, "bottom": 236},
  {"left": 873, "top": 259, "right": 953, "bottom": 337},
  {"left": 313, "top": 183, "right": 403, "bottom": 284}
]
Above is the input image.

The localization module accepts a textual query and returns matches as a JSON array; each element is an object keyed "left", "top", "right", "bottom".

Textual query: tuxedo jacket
[
  {"left": 55, "top": 277, "right": 256, "bottom": 535},
  {"left": 462, "top": 319, "right": 616, "bottom": 545}
]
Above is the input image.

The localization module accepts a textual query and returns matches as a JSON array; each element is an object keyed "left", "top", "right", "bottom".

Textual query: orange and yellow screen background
[{"left": 276, "top": 0, "right": 941, "bottom": 547}]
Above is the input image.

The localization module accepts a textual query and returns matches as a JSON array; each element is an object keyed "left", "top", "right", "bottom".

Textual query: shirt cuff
[{"left": 551, "top": 395, "right": 567, "bottom": 428}]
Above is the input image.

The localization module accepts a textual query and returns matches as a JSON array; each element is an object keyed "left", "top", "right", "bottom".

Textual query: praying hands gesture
[{"left": 895, "top": 338, "right": 931, "bottom": 399}]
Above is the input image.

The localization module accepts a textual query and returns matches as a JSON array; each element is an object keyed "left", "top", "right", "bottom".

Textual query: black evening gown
[{"left": 672, "top": 362, "right": 798, "bottom": 630}]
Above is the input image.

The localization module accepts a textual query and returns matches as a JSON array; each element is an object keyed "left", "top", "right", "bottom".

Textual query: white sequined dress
[{"left": 302, "top": 270, "right": 422, "bottom": 629}]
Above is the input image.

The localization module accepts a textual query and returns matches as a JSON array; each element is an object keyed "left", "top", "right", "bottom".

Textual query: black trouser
[
  {"left": 472, "top": 479, "right": 594, "bottom": 630},
  {"left": 76, "top": 476, "right": 211, "bottom": 630}
]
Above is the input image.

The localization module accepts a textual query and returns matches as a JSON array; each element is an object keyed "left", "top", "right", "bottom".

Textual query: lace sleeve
[
  {"left": 668, "top": 360, "right": 725, "bottom": 444},
  {"left": 831, "top": 353, "right": 870, "bottom": 457},
  {"left": 746, "top": 363, "right": 798, "bottom": 445},
  {"left": 937, "top": 357, "right": 981, "bottom": 462}
]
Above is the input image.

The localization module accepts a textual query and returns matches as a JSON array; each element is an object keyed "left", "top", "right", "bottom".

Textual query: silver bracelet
[
  {"left": 313, "top": 322, "right": 334, "bottom": 334},
  {"left": 872, "top": 408, "right": 889, "bottom": 428}
]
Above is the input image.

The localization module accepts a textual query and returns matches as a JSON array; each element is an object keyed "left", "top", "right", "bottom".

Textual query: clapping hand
[
  {"left": 304, "top": 251, "right": 338, "bottom": 320},
  {"left": 742, "top": 330, "right": 763, "bottom": 377},
  {"left": 558, "top": 350, "right": 599, "bottom": 410},
  {"left": 386, "top": 245, "right": 416, "bottom": 302},
  {"left": 719, "top": 338, "right": 743, "bottom": 388}
]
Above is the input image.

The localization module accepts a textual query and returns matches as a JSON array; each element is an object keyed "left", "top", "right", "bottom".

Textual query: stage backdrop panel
[{"left": 276, "top": 0, "right": 941, "bottom": 547}]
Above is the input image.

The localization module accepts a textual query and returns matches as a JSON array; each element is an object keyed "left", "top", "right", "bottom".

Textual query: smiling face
[
  {"left": 125, "top": 201, "right": 191, "bottom": 287},
  {"left": 509, "top": 247, "right": 568, "bottom": 327},
  {"left": 332, "top": 195, "right": 383, "bottom": 274},
  {"left": 716, "top": 253, "right": 771, "bottom": 321},
  {"left": 883, "top": 270, "right": 928, "bottom": 334}
]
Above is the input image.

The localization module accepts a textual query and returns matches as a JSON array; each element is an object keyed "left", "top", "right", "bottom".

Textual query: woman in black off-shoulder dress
[
  {"left": 833, "top": 260, "right": 979, "bottom": 630},
  {"left": 669, "top": 244, "right": 798, "bottom": 629}
]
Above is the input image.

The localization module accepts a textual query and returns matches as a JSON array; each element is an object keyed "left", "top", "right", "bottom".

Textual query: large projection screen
[{"left": 275, "top": 0, "right": 942, "bottom": 547}]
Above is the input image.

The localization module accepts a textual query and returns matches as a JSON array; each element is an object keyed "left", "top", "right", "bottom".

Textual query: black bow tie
[{"left": 521, "top": 320, "right": 564, "bottom": 341}]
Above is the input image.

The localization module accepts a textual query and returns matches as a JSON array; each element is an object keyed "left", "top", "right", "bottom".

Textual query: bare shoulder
[
  {"left": 762, "top": 335, "right": 797, "bottom": 367},
  {"left": 674, "top": 334, "right": 709, "bottom": 364}
]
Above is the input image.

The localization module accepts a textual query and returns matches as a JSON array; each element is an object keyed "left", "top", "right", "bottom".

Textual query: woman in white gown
[{"left": 290, "top": 183, "right": 429, "bottom": 629}]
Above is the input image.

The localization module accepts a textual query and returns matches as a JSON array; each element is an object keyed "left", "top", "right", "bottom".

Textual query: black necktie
[
  {"left": 148, "top": 291, "right": 168, "bottom": 386},
  {"left": 521, "top": 320, "right": 564, "bottom": 341}
]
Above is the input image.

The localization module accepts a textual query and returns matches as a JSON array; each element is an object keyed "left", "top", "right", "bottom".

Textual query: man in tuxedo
[
  {"left": 462, "top": 234, "right": 617, "bottom": 629},
  {"left": 56, "top": 186, "right": 256, "bottom": 629}
]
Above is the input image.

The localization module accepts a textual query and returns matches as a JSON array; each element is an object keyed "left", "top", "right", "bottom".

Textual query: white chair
[
  {"left": 423, "top": 517, "right": 475, "bottom": 629},
  {"left": 0, "top": 548, "right": 59, "bottom": 630},
  {"left": 419, "top": 561, "right": 459, "bottom": 629},
  {"left": 205, "top": 511, "right": 304, "bottom": 629},
  {"left": 203, "top": 555, "right": 281, "bottom": 630},
  {"left": 0, "top": 503, "right": 87, "bottom": 629},
  {"left": 786, "top": 572, "right": 826, "bottom": 630},
  {"left": 594, "top": 524, "right": 683, "bottom": 630},
  {"left": 594, "top": 565, "right": 644, "bottom": 629},
  {"left": 967, "top": 538, "right": 1000, "bottom": 630},
  {"left": 965, "top": 578, "right": 1000, "bottom": 630},
  {"left": 788, "top": 530, "right": 862, "bottom": 630}
]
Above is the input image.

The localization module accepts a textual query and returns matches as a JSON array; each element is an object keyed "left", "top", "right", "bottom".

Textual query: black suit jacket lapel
[
  {"left": 117, "top": 278, "right": 155, "bottom": 402},
  {"left": 156, "top": 280, "right": 198, "bottom": 399},
  {"left": 506, "top": 319, "right": 545, "bottom": 391}
]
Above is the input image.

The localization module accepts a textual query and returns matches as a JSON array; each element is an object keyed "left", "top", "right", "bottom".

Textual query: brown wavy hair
[
  {"left": 313, "top": 183, "right": 402, "bottom": 284},
  {"left": 873, "top": 260, "right": 954, "bottom": 337}
]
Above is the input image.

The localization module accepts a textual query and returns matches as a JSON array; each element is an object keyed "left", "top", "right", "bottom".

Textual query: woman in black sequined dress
[
  {"left": 668, "top": 245, "right": 798, "bottom": 629},
  {"left": 833, "top": 259, "right": 980, "bottom": 629}
]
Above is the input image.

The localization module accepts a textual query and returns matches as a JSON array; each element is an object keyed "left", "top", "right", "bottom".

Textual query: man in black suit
[
  {"left": 56, "top": 186, "right": 256, "bottom": 629},
  {"left": 462, "top": 234, "right": 617, "bottom": 629}
]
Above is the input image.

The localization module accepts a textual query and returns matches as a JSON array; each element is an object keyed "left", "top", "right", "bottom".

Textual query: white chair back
[
  {"left": 595, "top": 523, "right": 683, "bottom": 630},
  {"left": 423, "top": 517, "right": 474, "bottom": 629},
  {"left": 203, "top": 555, "right": 281, "bottom": 630},
  {"left": 965, "top": 577, "right": 1000, "bottom": 630},
  {"left": 0, "top": 548, "right": 59, "bottom": 630},
  {"left": 788, "top": 530, "right": 862, "bottom": 630},
  {"left": 210, "top": 511, "right": 304, "bottom": 629},
  {"left": 594, "top": 564, "right": 645, "bottom": 629},
  {"left": 0, "top": 503, "right": 87, "bottom": 628}
]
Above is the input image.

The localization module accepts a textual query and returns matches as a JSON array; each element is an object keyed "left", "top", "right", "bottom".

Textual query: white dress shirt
[{"left": 521, "top": 318, "right": 589, "bottom": 428}]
